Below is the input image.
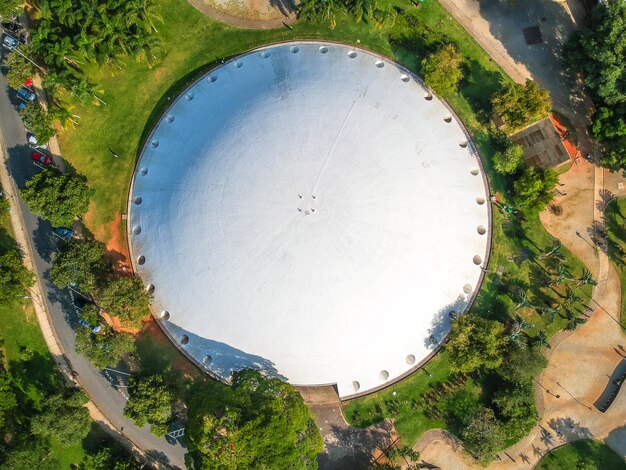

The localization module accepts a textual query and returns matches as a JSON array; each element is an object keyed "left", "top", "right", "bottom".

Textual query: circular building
[{"left": 128, "top": 42, "right": 491, "bottom": 398}]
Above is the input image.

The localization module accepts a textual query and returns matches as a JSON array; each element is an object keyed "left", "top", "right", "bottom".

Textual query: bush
[
  {"left": 422, "top": 44, "right": 464, "bottom": 95},
  {"left": 124, "top": 374, "right": 175, "bottom": 437},
  {"left": 0, "top": 250, "right": 34, "bottom": 301},
  {"left": 30, "top": 389, "right": 91, "bottom": 447},
  {"left": 4, "top": 48, "right": 35, "bottom": 90},
  {"left": 97, "top": 277, "right": 150, "bottom": 326},
  {"left": 461, "top": 406, "right": 505, "bottom": 464}
]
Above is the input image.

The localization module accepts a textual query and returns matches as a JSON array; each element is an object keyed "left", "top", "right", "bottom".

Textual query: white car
[{"left": 27, "top": 132, "right": 48, "bottom": 150}]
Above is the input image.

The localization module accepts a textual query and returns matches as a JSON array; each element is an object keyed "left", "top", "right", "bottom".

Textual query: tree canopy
[
  {"left": 30, "top": 389, "right": 91, "bottom": 447},
  {"left": 21, "top": 168, "right": 93, "bottom": 227},
  {"left": 97, "top": 276, "right": 150, "bottom": 326},
  {"left": 50, "top": 238, "right": 109, "bottom": 292},
  {"left": 0, "top": 0, "right": 21, "bottom": 17},
  {"left": 75, "top": 326, "right": 136, "bottom": 369},
  {"left": 446, "top": 314, "right": 508, "bottom": 373},
  {"left": 461, "top": 406, "right": 505, "bottom": 464},
  {"left": 185, "top": 370, "right": 323, "bottom": 470},
  {"left": 492, "top": 80, "right": 551, "bottom": 132},
  {"left": 492, "top": 144, "right": 525, "bottom": 175},
  {"left": 513, "top": 166, "right": 558, "bottom": 214},
  {"left": 4, "top": 48, "right": 35, "bottom": 90},
  {"left": 19, "top": 102, "right": 57, "bottom": 144},
  {"left": 422, "top": 44, "right": 464, "bottom": 96},
  {"left": 0, "top": 250, "right": 33, "bottom": 301},
  {"left": 124, "top": 374, "right": 175, "bottom": 437}
]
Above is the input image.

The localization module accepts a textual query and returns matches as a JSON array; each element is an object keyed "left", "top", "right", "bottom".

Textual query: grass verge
[{"left": 604, "top": 197, "right": 626, "bottom": 327}]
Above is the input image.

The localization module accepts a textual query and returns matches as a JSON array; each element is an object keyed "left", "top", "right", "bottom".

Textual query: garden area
[{"left": 535, "top": 439, "right": 625, "bottom": 470}]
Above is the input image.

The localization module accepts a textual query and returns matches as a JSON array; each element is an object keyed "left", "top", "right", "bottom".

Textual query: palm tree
[
  {"left": 349, "top": 0, "right": 376, "bottom": 23},
  {"left": 49, "top": 101, "right": 80, "bottom": 129},
  {"left": 550, "top": 265, "right": 574, "bottom": 286},
  {"left": 565, "top": 311, "right": 585, "bottom": 331},
  {"left": 540, "top": 240, "right": 565, "bottom": 261},
  {"left": 538, "top": 305, "right": 559, "bottom": 323},
  {"left": 509, "top": 315, "right": 532, "bottom": 349},
  {"left": 531, "top": 330, "right": 551, "bottom": 349},
  {"left": 577, "top": 268, "right": 597, "bottom": 287},
  {"left": 563, "top": 287, "right": 581, "bottom": 308},
  {"left": 513, "top": 288, "right": 536, "bottom": 311}
]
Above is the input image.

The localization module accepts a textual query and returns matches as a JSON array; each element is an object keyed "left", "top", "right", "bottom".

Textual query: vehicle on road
[
  {"left": 31, "top": 151, "right": 52, "bottom": 166},
  {"left": 1, "top": 22, "right": 20, "bottom": 34},
  {"left": 16, "top": 87, "right": 36, "bottom": 102},
  {"left": 1, "top": 33, "right": 18, "bottom": 49},
  {"left": 26, "top": 132, "right": 48, "bottom": 149},
  {"left": 52, "top": 227, "right": 73, "bottom": 239}
]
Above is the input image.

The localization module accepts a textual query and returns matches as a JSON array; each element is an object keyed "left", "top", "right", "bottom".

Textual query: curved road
[{"left": 0, "top": 53, "right": 185, "bottom": 468}]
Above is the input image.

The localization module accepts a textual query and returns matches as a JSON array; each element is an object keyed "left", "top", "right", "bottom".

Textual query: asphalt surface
[{"left": 0, "top": 49, "right": 186, "bottom": 469}]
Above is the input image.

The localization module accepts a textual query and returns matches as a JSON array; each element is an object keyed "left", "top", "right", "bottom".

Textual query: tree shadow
[
  {"left": 7, "top": 350, "right": 62, "bottom": 401},
  {"left": 317, "top": 420, "right": 393, "bottom": 470},
  {"left": 546, "top": 416, "right": 593, "bottom": 440}
]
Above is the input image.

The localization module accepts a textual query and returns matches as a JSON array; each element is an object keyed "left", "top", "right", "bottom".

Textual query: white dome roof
[{"left": 129, "top": 42, "right": 491, "bottom": 398}]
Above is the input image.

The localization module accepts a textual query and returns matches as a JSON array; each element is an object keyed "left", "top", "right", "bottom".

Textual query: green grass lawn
[
  {"left": 54, "top": 0, "right": 593, "bottom": 451},
  {"left": 535, "top": 440, "right": 625, "bottom": 470},
  {"left": 604, "top": 197, "right": 626, "bottom": 327}
]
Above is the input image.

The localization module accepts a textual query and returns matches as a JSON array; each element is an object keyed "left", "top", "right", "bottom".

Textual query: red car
[{"left": 31, "top": 151, "right": 51, "bottom": 165}]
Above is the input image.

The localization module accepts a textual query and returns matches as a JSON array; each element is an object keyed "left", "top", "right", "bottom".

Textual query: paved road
[{"left": 0, "top": 52, "right": 186, "bottom": 468}]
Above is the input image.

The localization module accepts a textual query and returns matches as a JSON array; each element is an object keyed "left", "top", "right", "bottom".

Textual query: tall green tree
[
  {"left": 19, "top": 102, "right": 57, "bottom": 144},
  {"left": 0, "top": 0, "right": 21, "bottom": 17},
  {"left": 30, "top": 389, "right": 91, "bottom": 447},
  {"left": 497, "top": 346, "right": 547, "bottom": 384},
  {"left": 0, "top": 250, "right": 34, "bottom": 301},
  {"left": 491, "top": 80, "right": 551, "bottom": 132},
  {"left": 185, "top": 370, "right": 323, "bottom": 470},
  {"left": 461, "top": 406, "right": 505, "bottom": 465},
  {"left": 513, "top": 166, "right": 558, "bottom": 214},
  {"left": 445, "top": 314, "right": 508, "bottom": 374},
  {"left": 492, "top": 381, "right": 538, "bottom": 442},
  {"left": 75, "top": 326, "right": 136, "bottom": 368},
  {"left": 124, "top": 374, "right": 175, "bottom": 437},
  {"left": 422, "top": 44, "right": 464, "bottom": 96},
  {"left": 492, "top": 144, "right": 525, "bottom": 175},
  {"left": 97, "top": 276, "right": 150, "bottom": 326},
  {"left": 21, "top": 168, "right": 93, "bottom": 227},
  {"left": 4, "top": 48, "right": 35, "bottom": 90},
  {"left": 50, "top": 238, "right": 109, "bottom": 292}
]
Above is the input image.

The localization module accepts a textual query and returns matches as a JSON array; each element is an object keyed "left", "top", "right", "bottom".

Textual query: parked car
[
  {"left": 31, "top": 151, "right": 52, "bottom": 166},
  {"left": 1, "top": 22, "right": 20, "bottom": 34},
  {"left": 17, "top": 102, "right": 26, "bottom": 112},
  {"left": 52, "top": 227, "right": 73, "bottom": 240},
  {"left": 78, "top": 318, "right": 102, "bottom": 334},
  {"left": 26, "top": 132, "right": 48, "bottom": 149},
  {"left": 1, "top": 33, "right": 18, "bottom": 49},
  {"left": 16, "top": 87, "right": 36, "bottom": 102}
]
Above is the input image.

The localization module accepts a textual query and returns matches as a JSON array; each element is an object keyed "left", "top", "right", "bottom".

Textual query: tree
[
  {"left": 21, "top": 168, "right": 93, "bottom": 227},
  {"left": 491, "top": 80, "right": 551, "bottom": 132},
  {"left": 4, "top": 48, "right": 35, "bottom": 90},
  {"left": 75, "top": 326, "right": 136, "bottom": 368},
  {"left": 492, "top": 381, "right": 538, "bottom": 442},
  {"left": 446, "top": 314, "right": 508, "bottom": 373},
  {"left": 492, "top": 144, "right": 525, "bottom": 175},
  {"left": 92, "top": 444, "right": 138, "bottom": 470},
  {"left": 531, "top": 329, "right": 551, "bottom": 349},
  {"left": 30, "top": 389, "right": 91, "bottom": 447},
  {"left": 124, "top": 374, "right": 175, "bottom": 437},
  {"left": 0, "top": 0, "right": 21, "bottom": 17},
  {"left": 565, "top": 310, "right": 586, "bottom": 331},
  {"left": 298, "top": 0, "right": 339, "bottom": 28},
  {"left": 372, "top": 446, "right": 422, "bottom": 470},
  {"left": 513, "top": 166, "right": 558, "bottom": 214},
  {"left": 185, "top": 369, "right": 323, "bottom": 470},
  {"left": 497, "top": 346, "right": 547, "bottom": 384},
  {"left": 98, "top": 276, "right": 150, "bottom": 326},
  {"left": 0, "top": 368, "right": 17, "bottom": 429},
  {"left": 422, "top": 44, "right": 464, "bottom": 96},
  {"left": 461, "top": 406, "right": 505, "bottom": 465},
  {"left": 577, "top": 268, "right": 597, "bottom": 287},
  {"left": 0, "top": 249, "right": 34, "bottom": 301},
  {"left": 3, "top": 442, "right": 60, "bottom": 470},
  {"left": 50, "top": 238, "right": 109, "bottom": 292},
  {"left": 19, "top": 102, "right": 57, "bottom": 144}
]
